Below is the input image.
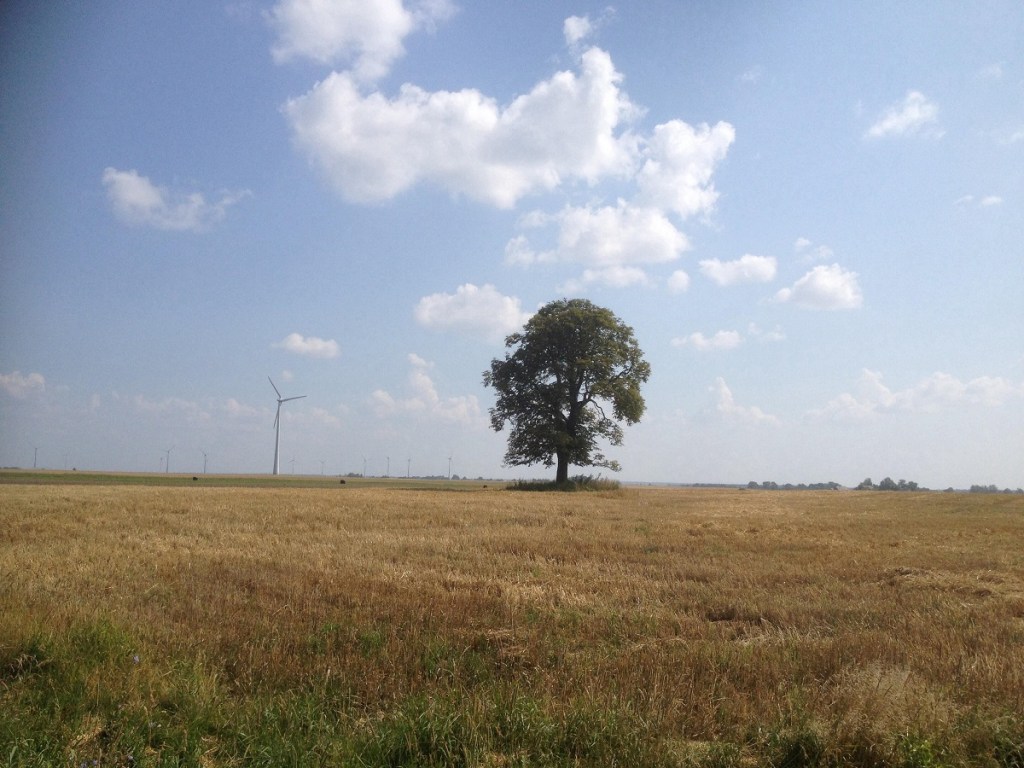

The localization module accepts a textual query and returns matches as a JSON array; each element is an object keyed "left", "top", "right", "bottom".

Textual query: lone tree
[{"left": 483, "top": 298, "right": 650, "bottom": 483}]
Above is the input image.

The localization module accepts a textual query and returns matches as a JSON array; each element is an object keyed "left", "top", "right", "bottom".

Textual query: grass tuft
[{"left": 508, "top": 474, "right": 622, "bottom": 492}]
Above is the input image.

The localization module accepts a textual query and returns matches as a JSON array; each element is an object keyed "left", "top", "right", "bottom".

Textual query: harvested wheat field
[{"left": 2, "top": 479, "right": 1022, "bottom": 766}]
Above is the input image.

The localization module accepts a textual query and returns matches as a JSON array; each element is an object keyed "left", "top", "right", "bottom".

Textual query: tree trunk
[{"left": 556, "top": 452, "right": 569, "bottom": 483}]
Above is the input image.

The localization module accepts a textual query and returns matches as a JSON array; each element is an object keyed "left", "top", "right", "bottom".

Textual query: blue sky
[{"left": 2, "top": 1, "right": 1022, "bottom": 487}]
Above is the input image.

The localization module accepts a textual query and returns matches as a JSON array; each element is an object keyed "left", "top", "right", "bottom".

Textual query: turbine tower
[{"left": 269, "top": 377, "right": 306, "bottom": 475}]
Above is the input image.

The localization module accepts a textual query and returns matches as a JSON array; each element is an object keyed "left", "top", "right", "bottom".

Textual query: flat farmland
[{"left": 2, "top": 480, "right": 1022, "bottom": 766}]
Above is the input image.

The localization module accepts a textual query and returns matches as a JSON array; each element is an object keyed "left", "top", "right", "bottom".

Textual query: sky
[{"left": 1, "top": 1, "right": 1022, "bottom": 488}]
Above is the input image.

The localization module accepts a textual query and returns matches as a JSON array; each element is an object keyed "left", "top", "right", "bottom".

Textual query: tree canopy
[{"left": 483, "top": 298, "right": 650, "bottom": 483}]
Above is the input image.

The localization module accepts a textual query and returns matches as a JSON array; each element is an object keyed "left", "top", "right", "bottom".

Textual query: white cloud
[
  {"left": 101, "top": 168, "right": 248, "bottom": 232},
  {"left": 816, "top": 369, "right": 1024, "bottom": 420},
  {"left": 509, "top": 201, "right": 689, "bottom": 270},
  {"left": 747, "top": 323, "right": 785, "bottom": 343},
  {"left": 0, "top": 370, "right": 45, "bottom": 398},
  {"left": 667, "top": 270, "right": 691, "bottom": 294},
  {"left": 712, "top": 378, "right": 779, "bottom": 425},
  {"left": 775, "top": 264, "right": 863, "bottom": 310},
  {"left": 562, "top": 265, "right": 653, "bottom": 292},
  {"left": 132, "top": 394, "right": 211, "bottom": 424},
  {"left": 739, "top": 65, "right": 764, "bottom": 84},
  {"left": 563, "top": 15, "right": 593, "bottom": 47},
  {"left": 671, "top": 330, "right": 742, "bottom": 351},
  {"left": 273, "top": 332, "right": 340, "bottom": 358},
  {"left": 794, "top": 237, "right": 834, "bottom": 262},
  {"left": 267, "top": 0, "right": 455, "bottom": 82},
  {"left": 414, "top": 283, "right": 531, "bottom": 341},
  {"left": 371, "top": 354, "right": 484, "bottom": 426},
  {"left": 224, "top": 398, "right": 261, "bottom": 419},
  {"left": 563, "top": 9, "right": 615, "bottom": 52},
  {"left": 864, "top": 90, "right": 941, "bottom": 139},
  {"left": 956, "top": 194, "right": 1004, "bottom": 208},
  {"left": 284, "top": 46, "right": 638, "bottom": 208},
  {"left": 978, "top": 63, "right": 1004, "bottom": 80},
  {"left": 307, "top": 406, "right": 342, "bottom": 428},
  {"left": 635, "top": 120, "right": 734, "bottom": 219},
  {"left": 699, "top": 254, "right": 776, "bottom": 286}
]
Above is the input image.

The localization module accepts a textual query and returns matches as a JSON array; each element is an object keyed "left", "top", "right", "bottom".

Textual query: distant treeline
[
  {"left": 747, "top": 481, "right": 842, "bottom": 491},
  {"left": 965, "top": 484, "right": 1024, "bottom": 495},
  {"left": 747, "top": 477, "right": 1023, "bottom": 494}
]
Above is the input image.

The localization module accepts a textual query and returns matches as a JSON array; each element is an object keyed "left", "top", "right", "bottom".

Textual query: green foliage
[
  {"left": 896, "top": 733, "right": 948, "bottom": 768},
  {"left": 484, "top": 298, "right": 650, "bottom": 483},
  {"left": 353, "top": 692, "right": 667, "bottom": 767},
  {"left": 509, "top": 475, "right": 622, "bottom": 492}
]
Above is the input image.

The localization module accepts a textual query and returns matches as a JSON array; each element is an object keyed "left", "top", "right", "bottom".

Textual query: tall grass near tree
[{"left": 2, "top": 483, "right": 1022, "bottom": 765}]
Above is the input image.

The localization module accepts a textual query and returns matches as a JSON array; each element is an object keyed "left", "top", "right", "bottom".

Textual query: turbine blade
[
  {"left": 268, "top": 377, "right": 281, "bottom": 398},
  {"left": 282, "top": 395, "right": 306, "bottom": 403}
]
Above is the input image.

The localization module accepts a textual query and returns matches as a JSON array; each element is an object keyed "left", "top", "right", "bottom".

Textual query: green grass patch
[
  {"left": 3, "top": 616, "right": 1023, "bottom": 766},
  {"left": 508, "top": 474, "right": 622, "bottom": 492}
]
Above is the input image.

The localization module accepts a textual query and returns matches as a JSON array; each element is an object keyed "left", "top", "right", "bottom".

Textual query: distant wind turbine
[
  {"left": 269, "top": 377, "right": 306, "bottom": 475},
  {"left": 165, "top": 445, "right": 174, "bottom": 474}
]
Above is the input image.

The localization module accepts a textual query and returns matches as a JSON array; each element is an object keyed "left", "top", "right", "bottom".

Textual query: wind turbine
[
  {"left": 269, "top": 377, "right": 306, "bottom": 475},
  {"left": 165, "top": 445, "right": 174, "bottom": 474}
]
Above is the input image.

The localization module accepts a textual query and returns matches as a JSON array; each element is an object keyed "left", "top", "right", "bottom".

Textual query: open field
[
  {"left": 0, "top": 469, "right": 496, "bottom": 491},
  {"left": 2, "top": 480, "right": 1022, "bottom": 766}
]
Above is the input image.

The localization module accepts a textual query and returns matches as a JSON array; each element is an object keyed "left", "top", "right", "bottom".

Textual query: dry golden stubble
[{"left": 2, "top": 483, "right": 1022, "bottom": 734}]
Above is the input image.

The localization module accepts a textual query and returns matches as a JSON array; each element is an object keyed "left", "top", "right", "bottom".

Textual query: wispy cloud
[
  {"left": 102, "top": 168, "right": 249, "bottom": 232},
  {"left": 738, "top": 65, "right": 764, "bottom": 84},
  {"left": 671, "top": 330, "right": 742, "bottom": 351},
  {"left": 132, "top": 394, "right": 211, "bottom": 424},
  {"left": 977, "top": 63, "right": 1004, "bottom": 80},
  {"left": 955, "top": 194, "right": 1004, "bottom": 209},
  {"left": 814, "top": 369, "right": 1024, "bottom": 420},
  {"left": 273, "top": 333, "right": 340, "bottom": 359},
  {"left": 864, "top": 90, "right": 942, "bottom": 140},
  {"left": 560, "top": 265, "right": 654, "bottom": 293},
  {"left": 415, "top": 283, "right": 531, "bottom": 342},
  {"left": 794, "top": 237, "right": 834, "bottom": 262},
  {"left": 0, "top": 370, "right": 45, "bottom": 398},
  {"left": 747, "top": 323, "right": 786, "bottom": 343},
  {"left": 667, "top": 270, "right": 691, "bottom": 294},
  {"left": 371, "top": 353, "right": 484, "bottom": 426},
  {"left": 712, "top": 378, "right": 779, "bottom": 425}
]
